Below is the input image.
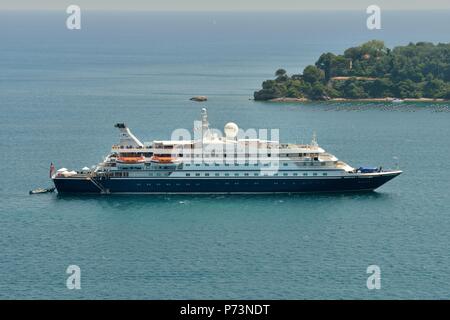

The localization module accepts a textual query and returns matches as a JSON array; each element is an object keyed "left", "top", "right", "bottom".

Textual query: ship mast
[
  {"left": 114, "top": 123, "right": 144, "bottom": 147},
  {"left": 311, "top": 131, "right": 318, "bottom": 147},
  {"left": 201, "top": 108, "right": 209, "bottom": 139},
  {"left": 200, "top": 108, "right": 209, "bottom": 157}
]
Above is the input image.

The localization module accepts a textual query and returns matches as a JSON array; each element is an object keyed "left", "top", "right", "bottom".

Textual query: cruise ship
[{"left": 52, "top": 109, "right": 401, "bottom": 194}]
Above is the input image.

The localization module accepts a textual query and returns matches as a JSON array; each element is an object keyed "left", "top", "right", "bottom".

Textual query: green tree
[
  {"left": 303, "top": 65, "right": 325, "bottom": 84},
  {"left": 275, "top": 75, "right": 289, "bottom": 82},
  {"left": 332, "top": 56, "right": 351, "bottom": 77},
  {"left": 343, "top": 80, "right": 368, "bottom": 99},
  {"left": 368, "top": 78, "right": 393, "bottom": 97},
  {"left": 262, "top": 80, "right": 276, "bottom": 90},
  {"left": 309, "top": 83, "right": 328, "bottom": 100},
  {"left": 423, "top": 79, "right": 447, "bottom": 98},
  {"left": 444, "top": 87, "right": 450, "bottom": 100},
  {"left": 275, "top": 69, "right": 287, "bottom": 77},
  {"left": 360, "top": 40, "right": 388, "bottom": 58},
  {"left": 315, "top": 53, "right": 335, "bottom": 82},
  {"left": 396, "top": 80, "right": 421, "bottom": 98},
  {"left": 291, "top": 74, "right": 303, "bottom": 80}
]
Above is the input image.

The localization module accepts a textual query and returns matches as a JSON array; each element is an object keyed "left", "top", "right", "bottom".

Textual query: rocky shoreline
[{"left": 267, "top": 97, "right": 447, "bottom": 103}]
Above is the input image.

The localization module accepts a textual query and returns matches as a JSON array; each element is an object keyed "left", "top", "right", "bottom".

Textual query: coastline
[
  {"left": 255, "top": 42, "right": 450, "bottom": 104},
  {"left": 266, "top": 97, "right": 448, "bottom": 103}
]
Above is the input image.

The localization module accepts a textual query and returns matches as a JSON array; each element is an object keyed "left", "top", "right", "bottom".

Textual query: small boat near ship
[
  {"left": 51, "top": 108, "right": 402, "bottom": 194},
  {"left": 29, "top": 187, "right": 55, "bottom": 195}
]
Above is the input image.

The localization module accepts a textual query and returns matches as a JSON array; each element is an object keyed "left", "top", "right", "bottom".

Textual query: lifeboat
[
  {"left": 151, "top": 156, "right": 178, "bottom": 164},
  {"left": 117, "top": 156, "right": 145, "bottom": 164}
]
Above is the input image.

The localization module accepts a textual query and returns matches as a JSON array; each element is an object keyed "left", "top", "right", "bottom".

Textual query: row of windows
[
  {"left": 149, "top": 153, "right": 318, "bottom": 158},
  {"left": 184, "top": 172, "right": 328, "bottom": 177},
  {"left": 115, "top": 171, "right": 330, "bottom": 177},
  {"left": 113, "top": 171, "right": 330, "bottom": 178},
  {"left": 136, "top": 180, "right": 326, "bottom": 187},
  {"left": 112, "top": 172, "right": 129, "bottom": 177},
  {"left": 184, "top": 162, "right": 328, "bottom": 167},
  {"left": 138, "top": 172, "right": 171, "bottom": 177}
]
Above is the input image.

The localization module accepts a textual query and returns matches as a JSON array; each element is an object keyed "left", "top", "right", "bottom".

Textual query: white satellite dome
[{"left": 224, "top": 122, "right": 239, "bottom": 139}]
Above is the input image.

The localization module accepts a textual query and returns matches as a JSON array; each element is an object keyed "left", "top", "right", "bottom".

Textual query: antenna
[
  {"left": 311, "top": 131, "right": 318, "bottom": 147},
  {"left": 200, "top": 108, "right": 209, "bottom": 159},
  {"left": 201, "top": 108, "right": 209, "bottom": 132},
  {"left": 393, "top": 156, "right": 400, "bottom": 170}
]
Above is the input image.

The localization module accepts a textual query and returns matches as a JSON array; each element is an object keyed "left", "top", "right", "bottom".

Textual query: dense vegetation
[{"left": 254, "top": 41, "right": 450, "bottom": 101}]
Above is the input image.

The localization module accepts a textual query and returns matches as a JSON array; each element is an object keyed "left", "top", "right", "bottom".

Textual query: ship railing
[{"left": 111, "top": 145, "right": 150, "bottom": 150}]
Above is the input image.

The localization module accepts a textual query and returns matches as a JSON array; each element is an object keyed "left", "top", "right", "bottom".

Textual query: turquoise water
[{"left": 1, "top": 11, "right": 450, "bottom": 299}]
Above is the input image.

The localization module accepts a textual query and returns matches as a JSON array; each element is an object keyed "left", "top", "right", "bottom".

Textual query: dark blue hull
[{"left": 53, "top": 172, "right": 401, "bottom": 194}]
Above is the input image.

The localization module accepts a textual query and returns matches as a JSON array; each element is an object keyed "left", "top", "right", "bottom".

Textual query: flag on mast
[{"left": 49, "top": 162, "right": 55, "bottom": 178}]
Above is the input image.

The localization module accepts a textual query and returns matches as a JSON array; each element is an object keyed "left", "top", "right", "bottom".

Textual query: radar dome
[{"left": 224, "top": 122, "right": 239, "bottom": 139}]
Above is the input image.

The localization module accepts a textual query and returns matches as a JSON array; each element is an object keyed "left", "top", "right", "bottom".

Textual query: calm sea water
[{"left": 1, "top": 10, "right": 450, "bottom": 299}]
